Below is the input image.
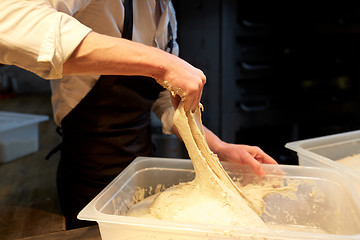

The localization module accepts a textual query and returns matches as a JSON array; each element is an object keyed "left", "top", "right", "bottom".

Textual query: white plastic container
[
  {"left": 78, "top": 157, "right": 360, "bottom": 240},
  {"left": 0, "top": 111, "right": 49, "bottom": 162},
  {"left": 285, "top": 130, "right": 360, "bottom": 196}
]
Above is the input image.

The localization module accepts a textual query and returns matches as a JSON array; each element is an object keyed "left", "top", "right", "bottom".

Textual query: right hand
[{"left": 155, "top": 52, "right": 206, "bottom": 112}]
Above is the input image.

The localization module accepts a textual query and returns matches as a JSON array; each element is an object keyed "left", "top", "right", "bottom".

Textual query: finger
[
  {"left": 184, "top": 94, "right": 197, "bottom": 112},
  {"left": 189, "top": 72, "right": 206, "bottom": 112},
  {"left": 195, "top": 73, "right": 205, "bottom": 110},
  {"left": 259, "top": 152, "right": 278, "bottom": 165},
  {"left": 265, "top": 157, "right": 278, "bottom": 165},
  {"left": 241, "top": 152, "right": 266, "bottom": 177},
  {"left": 187, "top": 92, "right": 201, "bottom": 112},
  {"left": 183, "top": 97, "right": 192, "bottom": 112},
  {"left": 250, "top": 147, "right": 278, "bottom": 165},
  {"left": 187, "top": 85, "right": 204, "bottom": 112},
  {"left": 250, "top": 161, "right": 266, "bottom": 177},
  {"left": 196, "top": 87, "right": 203, "bottom": 109},
  {"left": 253, "top": 150, "right": 284, "bottom": 176}
]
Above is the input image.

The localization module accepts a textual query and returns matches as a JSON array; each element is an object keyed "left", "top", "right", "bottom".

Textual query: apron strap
[
  {"left": 45, "top": 0, "right": 174, "bottom": 159},
  {"left": 123, "top": 0, "right": 133, "bottom": 40},
  {"left": 166, "top": 21, "right": 174, "bottom": 53},
  {"left": 46, "top": 0, "right": 135, "bottom": 161},
  {"left": 123, "top": 0, "right": 174, "bottom": 53},
  {"left": 45, "top": 127, "right": 63, "bottom": 160}
]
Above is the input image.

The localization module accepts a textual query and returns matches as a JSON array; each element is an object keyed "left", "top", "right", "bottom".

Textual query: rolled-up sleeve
[{"left": 0, "top": 0, "right": 92, "bottom": 79}]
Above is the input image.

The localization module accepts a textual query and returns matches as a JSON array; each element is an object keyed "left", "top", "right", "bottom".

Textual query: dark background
[
  {"left": 2, "top": 2, "right": 360, "bottom": 238},
  {"left": 173, "top": 0, "right": 360, "bottom": 165},
  {"left": 2, "top": 1, "right": 360, "bottom": 165}
]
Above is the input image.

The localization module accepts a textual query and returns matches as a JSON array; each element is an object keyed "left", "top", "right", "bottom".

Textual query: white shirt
[{"left": 0, "top": 0, "right": 177, "bottom": 133}]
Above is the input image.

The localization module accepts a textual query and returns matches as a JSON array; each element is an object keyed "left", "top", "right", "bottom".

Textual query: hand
[
  {"left": 215, "top": 142, "right": 278, "bottom": 177},
  {"left": 156, "top": 52, "right": 206, "bottom": 112}
]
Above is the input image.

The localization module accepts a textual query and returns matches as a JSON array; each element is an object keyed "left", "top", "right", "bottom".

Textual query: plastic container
[
  {"left": 78, "top": 157, "right": 360, "bottom": 240},
  {"left": 285, "top": 130, "right": 360, "bottom": 196},
  {"left": 0, "top": 111, "right": 49, "bottom": 162}
]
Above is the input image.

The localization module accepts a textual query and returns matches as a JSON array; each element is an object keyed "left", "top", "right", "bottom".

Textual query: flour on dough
[
  {"left": 127, "top": 102, "right": 266, "bottom": 228},
  {"left": 336, "top": 153, "right": 360, "bottom": 171}
]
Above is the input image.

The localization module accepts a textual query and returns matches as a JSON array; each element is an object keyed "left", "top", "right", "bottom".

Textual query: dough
[
  {"left": 127, "top": 102, "right": 266, "bottom": 228},
  {"left": 336, "top": 153, "right": 360, "bottom": 171}
]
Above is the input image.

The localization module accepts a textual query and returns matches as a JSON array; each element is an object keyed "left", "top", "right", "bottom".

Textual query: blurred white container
[
  {"left": 78, "top": 157, "right": 360, "bottom": 240},
  {"left": 0, "top": 111, "right": 49, "bottom": 162},
  {"left": 286, "top": 130, "right": 360, "bottom": 196}
]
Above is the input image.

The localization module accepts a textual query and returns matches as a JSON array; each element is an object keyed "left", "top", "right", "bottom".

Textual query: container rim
[
  {"left": 78, "top": 157, "right": 360, "bottom": 240},
  {"left": 0, "top": 111, "right": 49, "bottom": 132},
  {"left": 285, "top": 130, "right": 360, "bottom": 181}
]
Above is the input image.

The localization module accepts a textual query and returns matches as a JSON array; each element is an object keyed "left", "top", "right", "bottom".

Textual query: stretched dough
[{"left": 127, "top": 102, "right": 266, "bottom": 227}]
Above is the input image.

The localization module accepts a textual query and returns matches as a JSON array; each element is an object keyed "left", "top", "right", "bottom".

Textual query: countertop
[
  {"left": 0, "top": 94, "right": 65, "bottom": 239},
  {"left": 18, "top": 225, "right": 101, "bottom": 240}
]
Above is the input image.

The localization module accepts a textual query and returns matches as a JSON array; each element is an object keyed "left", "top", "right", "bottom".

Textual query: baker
[{"left": 0, "top": 0, "right": 277, "bottom": 229}]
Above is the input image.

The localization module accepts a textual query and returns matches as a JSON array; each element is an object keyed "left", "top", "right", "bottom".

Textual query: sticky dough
[
  {"left": 127, "top": 102, "right": 267, "bottom": 228},
  {"left": 336, "top": 153, "right": 360, "bottom": 171}
]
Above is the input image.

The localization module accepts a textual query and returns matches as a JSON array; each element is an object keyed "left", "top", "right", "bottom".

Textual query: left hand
[
  {"left": 214, "top": 142, "right": 277, "bottom": 177},
  {"left": 171, "top": 116, "right": 278, "bottom": 177}
]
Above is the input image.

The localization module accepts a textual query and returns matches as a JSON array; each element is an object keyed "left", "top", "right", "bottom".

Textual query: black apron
[{"left": 56, "top": 0, "right": 173, "bottom": 229}]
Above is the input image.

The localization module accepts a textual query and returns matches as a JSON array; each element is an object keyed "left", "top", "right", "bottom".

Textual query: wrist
[
  {"left": 148, "top": 50, "right": 177, "bottom": 88},
  {"left": 204, "top": 127, "right": 225, "bottom": 155}
]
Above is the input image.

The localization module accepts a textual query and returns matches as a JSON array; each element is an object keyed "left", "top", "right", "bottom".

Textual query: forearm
[
  {"left": 63, "top": 31, "right": 206, "bottom": 112},
  {"left": 203, "top": 127, "right": 224, "bottom": 154},
  {"left": 63, "top": 31, "right": 169, "bottom": 79}
]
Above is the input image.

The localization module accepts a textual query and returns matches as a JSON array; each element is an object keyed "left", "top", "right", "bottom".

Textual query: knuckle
[{"left": 254, "top": 146, "right": 261, "bottom": 151}]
